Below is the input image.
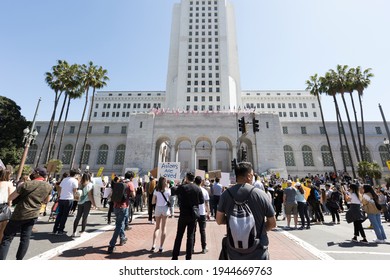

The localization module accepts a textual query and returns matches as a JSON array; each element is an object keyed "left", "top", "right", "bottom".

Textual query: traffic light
[
  {"left": 238, "top": 116, "right": 247, "bottom": 134},
  {"left": 253, "top": 117, "right": 259, "bottom": 133},
  {"left": 231, "top": 158, "right": 237, "bottom": 171}
]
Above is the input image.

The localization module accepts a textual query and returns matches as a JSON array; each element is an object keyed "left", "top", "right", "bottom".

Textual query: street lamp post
[{"left": 16, "top": 98, "right": 41, "bottom": 181}]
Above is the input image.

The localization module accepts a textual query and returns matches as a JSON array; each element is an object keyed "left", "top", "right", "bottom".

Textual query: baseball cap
[
  {"left": 34, "top": 167, "right": 47, "bottom": 177},
  {"left": 295, "top": 182, "right": 301, "bottom": 187},
  {"left": 287, "top": 180, "right": 292, "bottom": 183}
]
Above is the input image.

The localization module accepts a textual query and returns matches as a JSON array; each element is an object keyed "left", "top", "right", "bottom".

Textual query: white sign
[
  {"left": 220, "top": 172, "right": 230, "bottom": 187},
  {"left": 157, "top": 162, "right": 181, "bottom": 180}
]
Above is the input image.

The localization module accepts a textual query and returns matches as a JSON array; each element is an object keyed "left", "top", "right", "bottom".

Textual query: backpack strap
[{"left": 226, "top": 184, "right": 255, "bottom": 203}]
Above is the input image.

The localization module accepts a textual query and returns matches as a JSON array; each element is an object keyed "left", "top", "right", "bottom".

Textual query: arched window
[
  {"left": 114, "top": 144, "right": 126, "bottom": 165},
  {"left": 321, "top": 145, "right": 333, "bottom": 167},
  {"left": 379, "top": 145, "right": 389, "bottom": 167},
  {"left": 81, "top": 144, "right": 91, "bottom": 165},
  {"left": 26, "top": 144, "right": 38, "bottom": 164},
  {"left": 341, "top": 145, "right": 352, "bottom": 166},
  {"left": 97, "top": 144, "right": 109, "bottom": 165},
  {"left": 362, "top": 146, "right": 372, "bottom": 162},
  {"left": 62, "top": 144, "right": 73, "bottom": 164},
  {"left": 302, "top": 145, "right": 314, "bottom": 166},
  {"left": 284, "top": 145, "right": 295, "bottom": 166}
]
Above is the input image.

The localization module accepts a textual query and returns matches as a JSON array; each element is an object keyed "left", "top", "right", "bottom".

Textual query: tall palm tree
[
  {"left": 354, "top": 66, "right": 374, "bottom": 161},
  {"left": 306, "top": 74, "right": 337, "bottom": 174},
  {"left": 55, "top": 64, "right": 83, "bottom": 160},
  {"left": 70, "top": 62, "right": 97, "bottom": 169},
  {"left": 79, "top": 65, "right": 109, "bottom": 169},
  {"left": 36, "top": 60, "right": 68, "bottom": 166},
  {"left": 346, "top": 67, "right": 364, "bottom": 161},
  {"left": 332, "top": 65, "right": 360, "bottom": 162},
  {"left": 321, "top": 71, "right": 356, "bottom": 178}
]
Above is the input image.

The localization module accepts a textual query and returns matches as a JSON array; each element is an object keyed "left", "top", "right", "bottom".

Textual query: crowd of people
[{"left": 0, "top": 164, "right": 389, "bottom": 260}]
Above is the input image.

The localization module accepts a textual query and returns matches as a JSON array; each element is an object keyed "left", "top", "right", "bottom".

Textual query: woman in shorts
[{"left": 150, "top": 177, "right": 171, "bottom": 253}]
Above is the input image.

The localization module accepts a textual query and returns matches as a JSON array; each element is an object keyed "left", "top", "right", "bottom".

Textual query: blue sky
[{"left": 1, "top": 0, "right": 389, "bottom": 122}]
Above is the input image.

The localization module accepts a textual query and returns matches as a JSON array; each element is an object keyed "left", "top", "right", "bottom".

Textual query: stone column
[
  {"left": 191, "top": 145, "right": 196, "bottom": 170},
  {"left": 211, "top": 144, "right": 217, "bottom": 170}
]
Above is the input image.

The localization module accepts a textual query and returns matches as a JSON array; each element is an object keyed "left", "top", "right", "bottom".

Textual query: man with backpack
[
  {"left": 107, "top": 174, "right": 132, "bottom": 254},
  {"left": 216, "top": 162, "right": 276, "bottom": 260}
]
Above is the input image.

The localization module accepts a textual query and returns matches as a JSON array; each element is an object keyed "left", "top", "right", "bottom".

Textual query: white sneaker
[{"left": 373, "top": 239, "right": 385, "bottom": 243}]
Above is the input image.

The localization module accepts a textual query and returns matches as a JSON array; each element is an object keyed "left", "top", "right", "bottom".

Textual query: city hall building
[{"left": 30, "top": 0, "right": 390, "bottom": 179}]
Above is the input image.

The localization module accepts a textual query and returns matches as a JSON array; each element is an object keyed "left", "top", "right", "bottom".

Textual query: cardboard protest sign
[
  {"left": 157, "top": 162, "right": 181, "bottom": 180},
  {"left": 195, "top": 169, "right": 206, "bottom": 179},
  {"left": 208, "top": 170, "right": 221, "bottom": 180}
]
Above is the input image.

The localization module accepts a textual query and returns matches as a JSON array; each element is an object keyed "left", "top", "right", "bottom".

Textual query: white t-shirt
[
  {"left": 0, "top": 181, "right": 13, "bottom": 203},
  {"left": 199, "top": 187, "right": 210, "bottom": 216},
  {"left": 59, "top": 177, "right": 79, "bottom": 200},
  {"left": 350, "top": 192, "right": 361, "bottom": 205},
  {"left": 153, "top": 189, "right": 171, "bottom": 207}
]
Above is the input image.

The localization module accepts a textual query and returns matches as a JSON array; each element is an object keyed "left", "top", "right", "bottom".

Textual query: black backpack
[{"left": 111, "top": 182, "right": 127, "bottom": 203}]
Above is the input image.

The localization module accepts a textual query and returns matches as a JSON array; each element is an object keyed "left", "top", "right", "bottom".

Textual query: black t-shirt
[{"left": 176, "top": 183, "right": 204, "bottom": 217}]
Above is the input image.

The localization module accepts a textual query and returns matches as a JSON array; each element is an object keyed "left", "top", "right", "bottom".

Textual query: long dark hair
[
  {"left": 156, "top": 177, "right": 167, "bottom": 192},
  {"left": 81, "top": 172, "right": 91, "bottom": 187},
  {"left": 363, "top": 184, "right": 378, "bottom": 201},
  {"left": 349, "top": 183, "right": 361, "bottom": 199}
]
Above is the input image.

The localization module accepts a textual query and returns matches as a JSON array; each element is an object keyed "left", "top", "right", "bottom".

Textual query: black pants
[
  {"left": 311, "top": 202, "right": 324, "bottom": 222},
  {"left": 0, "top": 218, "right": 37, "bottom": 260},
  {"left": 194, "top": 215, "right": 207, "bottom": 250},
  {"left": 172, "top": 215, "right": 196, "bottom": 260},
  {"left": 107, "top": 201, "right": 114, "bottom": 223},
  {"left": 297, "top": 202, "right": 310, "bottom": 227},
  {"left": 329, "top": 207, "right": 340, "bottom": 223},
  {"left": 73, "top": 201, "right": 92, "bottom": 233},
  {"left": 353, "top": 220, "right": 366, "bottom": 238},
  {"left": 148, "top": 193, "right": 155, "bottom": 222}
]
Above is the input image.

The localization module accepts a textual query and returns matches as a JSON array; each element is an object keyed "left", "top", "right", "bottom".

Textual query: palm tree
[
  {"left": 332, "top": 65, "right": 360, "bottom": 162},
  {"left": 79, "top": 65, "right": 109, "bottom": 169},
  {"left": 36, "top": 60, "right": 68, "bottom": 166},
  {"left": 357, "top": 161, "right": 382, "bottom": 186},
  {"left": 56, "top": 64, "right": 83, "bottom": 160},
  {"left": 69, "top": 62, "right": 98, "bottom": 169},
  {"left": 306, "top": 74, "right": 337, "bottom": 174},
  {"left": 321, "top": 71, "right": 356, "bottom": 178},
  {"left": 354, "top": 67, "right": 374, "bottom": 161},
  {"left": 346, "top": 67, "right": 364, "bottom": 162}
]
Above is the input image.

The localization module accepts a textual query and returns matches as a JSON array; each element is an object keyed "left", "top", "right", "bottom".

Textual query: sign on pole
[
  {"left": 387, "top": 160, "right": 390, "bottom": 171},
  {"left": 157, "top": 162, "right": 181, "bottom": 180},
  {"left": 96, "top": 167, "right": 104, "bottom": 177}
]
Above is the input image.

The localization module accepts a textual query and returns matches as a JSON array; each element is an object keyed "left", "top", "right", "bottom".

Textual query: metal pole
[{"left": 16, "top": 98, "right": 41, "bottom": 181}]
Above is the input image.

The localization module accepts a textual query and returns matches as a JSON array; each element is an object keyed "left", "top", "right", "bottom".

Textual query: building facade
[{"left": 30, "top": 0, "right": 390, "bottom": 179}]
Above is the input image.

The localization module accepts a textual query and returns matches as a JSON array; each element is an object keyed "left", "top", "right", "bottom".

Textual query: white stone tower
[{"left": 165, "top": 0, "right": 241, "bottom": 112}]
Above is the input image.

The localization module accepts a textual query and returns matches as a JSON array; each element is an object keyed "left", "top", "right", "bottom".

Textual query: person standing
[
  {"left": 307, "top": 180, "right": 324, "bottom": 224},
  {"left": 171, "top": 172, "right": 204, "bottom": 260},
  {"left": 71, "top": 172, "right": 97, "bottom": 237},
  {"left": 346, "top": 183, "right": 368, "bottom": 243},
  {"left": 362, "top": 184, "right": 387, "bottom": 243},
  {"left": 147, "top": 176, "right": 156, "bottom": 224},
  {"left": 283, "top": 180, "right": 298, "bottom": 229},
  {"left": 193, "top": 176, "right": 210, "bottom": 254},
  {"left": 0, "top": 168, "right": 52, "bottom": 260},
  {"left": 123, "top": 171, "right": 136, "bottom": 231},
  {"left": 107, "top": 176, "right": 131, "bottom": 254},
  {"left": 0, "top": 169, "right": 14, "bottom": 242},
  {"left": 150, "top": 177, "right": 171, "bottom": 253},
  {"left": 295, "top": 182, "right": 310, "bottom": 230},
  {"left": 211, "top": 177, "right": 222, "bottom": 218},
  {"left": 216, "top": 162, "right": 276, "bottom": 260}
]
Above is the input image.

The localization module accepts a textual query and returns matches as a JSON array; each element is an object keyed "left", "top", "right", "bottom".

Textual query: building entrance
[{"left": 198, "top": 159, "right": 208, "bottom": 172}]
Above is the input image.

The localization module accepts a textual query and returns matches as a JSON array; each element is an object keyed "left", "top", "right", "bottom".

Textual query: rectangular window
[
  {"left": 320, "top": 126, "right": 326, "bottom": 134},
  {"left": 301, "top": 127, "right": 307, "bottom": 134},
  {"left": 375, "top": 126, "right": 383, "bottom": 134},
  {"left": 282, "top": 126, "right": 288, "bottom": 134},
  {"left": 104, "top": 126, "right": 109, "bottom": 134},
  {"left": 69, "top": 126, "right": 75, "bottom": 134}
]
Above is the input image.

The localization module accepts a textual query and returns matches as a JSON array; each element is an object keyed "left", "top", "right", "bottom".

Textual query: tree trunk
[
  {"left": 316, "top": 94, "right": 337, "bottom": 174},
  {"left": 70, "top": 87, "right": 89, "bottom": 170},
  {"left": 358, "top": 91, "right": 367, "bottom": 161},
  {"left": 349, "top": 92, "right": 364, "bottom": 162},
  {"left": 56, "top": 96, "right": 71, "bottom": 160},
  {"left": 340, "top": 92, "right": 360, "bottom": 162},
  {"left": 48, "top": 93, "right": 68, "bottom": 161},
  {"left": 45, "top": 92, "right": 62, "bottom": 162},
  {"left": 79, "top": 87, "right": 96, "bottom": 169},
  {"left": 335, "top": 104, "right": 346, "bottom": 172}
]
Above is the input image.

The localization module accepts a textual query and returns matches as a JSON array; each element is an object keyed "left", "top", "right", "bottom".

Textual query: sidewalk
[{"left": 51, "top": 211, "right": 320, "bottom": 260}]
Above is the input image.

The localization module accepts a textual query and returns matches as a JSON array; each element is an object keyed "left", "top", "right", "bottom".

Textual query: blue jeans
[
  {"left": 109, "top": 207, "right": 128, "bottom": 247},
  {"left": 53, "top": 199, "right": 73, "bottom": 233},
  {"left": 0, "top": 218, "right": 37, "bottom": 260},
  {"left": 367, "top": 213, "right": 387, "bottom": 240}
]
